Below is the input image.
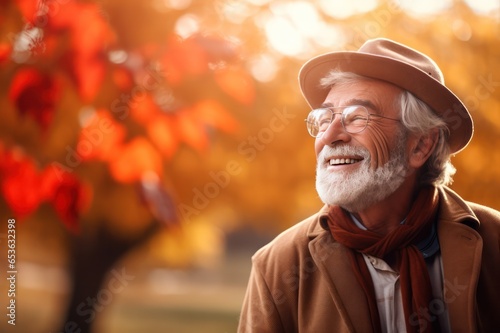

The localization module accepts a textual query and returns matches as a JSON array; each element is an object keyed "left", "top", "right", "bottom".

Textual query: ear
[{"left": 408, "top": 129, "right": 439, "bottom": 168}]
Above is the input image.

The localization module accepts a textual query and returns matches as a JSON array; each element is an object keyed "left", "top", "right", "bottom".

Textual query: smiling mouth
[{"left": 328, "top": 158, "right": 363, "bottom": 166}]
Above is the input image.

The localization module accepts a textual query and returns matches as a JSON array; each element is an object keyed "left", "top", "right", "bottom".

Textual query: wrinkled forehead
[{"left": 322, "top": 79, "right": 404, "bottom": 117}]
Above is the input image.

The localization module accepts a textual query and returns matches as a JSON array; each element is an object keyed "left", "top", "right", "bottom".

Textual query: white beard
[{"left": 315, "top": 134, "right": 409, "bottom": 212}]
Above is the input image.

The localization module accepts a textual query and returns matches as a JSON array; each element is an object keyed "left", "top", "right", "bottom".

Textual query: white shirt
[{"left": 351, "top": 215, "right": 452, "bottom": 332}]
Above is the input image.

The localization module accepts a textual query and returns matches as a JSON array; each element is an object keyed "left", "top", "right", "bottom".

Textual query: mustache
[{"left": 317, "top": 145, "right": 371, "bottom": 162}]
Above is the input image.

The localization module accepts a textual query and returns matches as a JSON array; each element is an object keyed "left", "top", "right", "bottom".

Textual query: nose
[{"left": 317, "top": 116, "right": 351, "bottom": 146}]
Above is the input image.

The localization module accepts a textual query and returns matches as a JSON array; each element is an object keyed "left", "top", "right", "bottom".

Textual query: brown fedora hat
[{"left": 299, "top": 38, "right": 473, "bottom": 154}]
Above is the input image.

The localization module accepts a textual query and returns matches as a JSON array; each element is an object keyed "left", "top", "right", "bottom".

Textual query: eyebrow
[{"left": 320, "top": 99, "right": 380, "bottom": 113}]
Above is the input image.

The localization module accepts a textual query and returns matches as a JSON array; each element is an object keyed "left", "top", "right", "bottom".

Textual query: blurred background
[{"left": 0, "top": 0, "right": 499, "bottom": 332}]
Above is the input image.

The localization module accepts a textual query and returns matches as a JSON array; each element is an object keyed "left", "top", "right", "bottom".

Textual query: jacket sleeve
[{"left": 237, "top": 262, "right": 286, "bottom": 333}]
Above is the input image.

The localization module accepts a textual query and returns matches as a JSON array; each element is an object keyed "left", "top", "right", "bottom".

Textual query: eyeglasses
[{"left": 304, "top": 105, "right": 400, "bottom": 138}]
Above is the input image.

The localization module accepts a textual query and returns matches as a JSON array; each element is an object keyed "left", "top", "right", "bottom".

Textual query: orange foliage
[
  {"left": 18, "top": 0, "right": 115, "bottom": 102},
  {"left": 192, "top": 99, "right": 239, "bottom": 133},
  {"left": 214, "top": 67, "right": 256, "bottom": 105},
  {"left": 112, "top": 67, "right": 134, "bottom": 91},
  {"left": 130, "top": 93, "right": 161, "bottom": 125},
  {"left": 147, "top": 116, "right": 178, "bottom": 159},
  {"left": 76, "top": 109, "right": 126, "bottom": 162},
  {"left": 161, "top": 35, "right": 208, "bottom": 85},
  {"left": 135, "top": 97, "right": 240, "bottom": 156},
  {"left": 176, "top": 108, "right": 209, "bottom": 152},
  {"left": 109, "top": 137, "right": 163, "bottom": 183},
  {"left": 67, "top": 3, "right": 114, "bottom": 101},
  {"left": 1, "top": 0, "right": 256, "bottom": 231}
]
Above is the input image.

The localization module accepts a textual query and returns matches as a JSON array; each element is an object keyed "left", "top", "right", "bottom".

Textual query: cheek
[
  {"left": 364, "top": 125, "right": 396, "bottom": 168},
  {"left": 314, "top": 138, "right": 324, "bottom": 157}
]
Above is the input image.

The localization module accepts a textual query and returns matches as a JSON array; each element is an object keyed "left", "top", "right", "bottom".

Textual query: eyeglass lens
[{"left": 306, "top": 105, "right": 368, "bottom": 137}]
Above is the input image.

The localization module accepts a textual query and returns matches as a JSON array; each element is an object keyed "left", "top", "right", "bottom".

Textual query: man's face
[{"left": 315, "top": 79, "right": 410, "bottom": 212}]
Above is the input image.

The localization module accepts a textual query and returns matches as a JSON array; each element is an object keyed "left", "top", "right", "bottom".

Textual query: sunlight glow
[
  {"left": 464, "top": 0, "right": 500, "bottom": 15},
  {"left": 215, "top": 0, "right": 256, "bottom": 24},
  {"left": 11, "top": 27, "right": 43, "bottom": 63},
  {"left": 244, "top": 0, "right": 270, "bottom": 6},
  {"left": 264, "top": 1, "right": 323, "bottom": 56},
  {"left": 249, "top": 54, "right": 278, "bottom": 82},
  {"left": 277, "top": 1, "right": 322, "bottom": 38},
  {"left": 319, "top": 0, "right": 378, "bottom": 19},
  {"left": 175, "top": 14, "right": 200, "bottom": 39},
  {"left": 162, "top": 0, "right": 191, "bottom": 10},
  {"left": 265, "top": 16, "right": 304, "bottom": 56},
  {"left": 452, "top": 19, "right": 472, "bottom": 41},
  {"left": 312, "top": 24, "right": 346, "bottom": 49},
  {"left": 399, "top": 0, "right": 453, "bottom": 16},
  {"left": 108, "top": 50, "right": 128, "bottom": 64},
  {"left": 78, "top": 106, "right": 97, "bottom": 127}
]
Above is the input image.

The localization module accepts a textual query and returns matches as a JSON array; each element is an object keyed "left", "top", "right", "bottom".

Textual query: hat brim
[{"left": 299, "top": 52, "right": 473, "bottom": 154}]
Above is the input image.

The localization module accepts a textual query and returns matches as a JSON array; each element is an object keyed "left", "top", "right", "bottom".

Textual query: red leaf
[
  {"left": 214, "top": 67, "right": 255, "bottom": 105},
  {"left": 15, "top": 0, "right": 40, "bottom": 25},
  {"left": 0, "top": 149, "right": 42, "bottom": 218},
  {"left": 0, "top": 43, "right": 11, "bottom": 65},
  {"left": 8, "top": 68, "right": 60, "bottom": 130},
  {"left": 56, "top": 2, "right": 115, "bottom": 101},
  {"left": 0, "top": 144, "right": 91, "bottom": 232},
  {"left": 109, "top": 138, "right": 163, "bottom": 183},
  {"left": 50, "top": 174, "right": 91, "bottom": 234},
  {"left": 70, "top": 3, "right": 115, "bottom": 57},
  {"left": 46, "top": 0, "right": 80, "bottom": 31},
  {"left": 72, "top": 56, "right": 106, "bottom": 102},
  {"left": 39, "top": 165, "right": 61, "bottom": 200}
]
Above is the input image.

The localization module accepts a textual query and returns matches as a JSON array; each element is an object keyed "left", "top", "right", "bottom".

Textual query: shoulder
[
  {"left": 251, "top": 208, "right": 328, "bottom": 270},
  {"left": 467, "top": 201, "right": 500, "bottom": 232},
  {"left": 439, "top": 186, "right": 500, "bottom": 229},
  {"left": 467, "top": 201, "right": 500, "bottom": 221}
]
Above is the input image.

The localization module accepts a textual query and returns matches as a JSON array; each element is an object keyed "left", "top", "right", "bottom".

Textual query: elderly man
[{"left": 238, "top": 38, "right": 500, "bottom": 333}]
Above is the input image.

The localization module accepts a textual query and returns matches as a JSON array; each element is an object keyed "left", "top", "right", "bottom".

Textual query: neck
[{"left": 351, "top": 178, "right": 419, "bottom": 235}]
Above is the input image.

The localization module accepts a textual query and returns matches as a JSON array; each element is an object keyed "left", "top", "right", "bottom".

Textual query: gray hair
[{"left": 319, "top": 70, "right": 455, "bottom": 186}]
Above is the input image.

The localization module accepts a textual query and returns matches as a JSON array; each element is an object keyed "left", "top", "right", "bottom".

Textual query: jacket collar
[
  {"left": 306, "top": 186, "right": 482, "bottom": 333},
  {"left": 436, "top": 186, "right": 479, "bottom": 228}
]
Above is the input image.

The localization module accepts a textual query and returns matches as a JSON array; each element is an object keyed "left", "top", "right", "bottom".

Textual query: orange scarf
[{"left": 326, "top": 186, "right": 441, "bottom": 333}]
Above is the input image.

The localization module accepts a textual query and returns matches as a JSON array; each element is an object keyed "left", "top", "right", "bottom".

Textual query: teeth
[{"left": 329, "top": 158, "right": 360, "bottom": 165}]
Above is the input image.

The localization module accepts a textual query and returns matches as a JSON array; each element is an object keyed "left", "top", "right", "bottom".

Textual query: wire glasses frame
[{"left": 304, "top": 105, "right": 400, "bottom": 138}]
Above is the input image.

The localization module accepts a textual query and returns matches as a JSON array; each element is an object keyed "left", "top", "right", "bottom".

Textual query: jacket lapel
[
  {"left": 309, "top": 224, "right": 374, "bottom": 333},
  {"left": 306, "top": 187, "right": 483, "bottom": 333},
  {"left": 438, "top": 187, "right": 483, "bottom": 333}
]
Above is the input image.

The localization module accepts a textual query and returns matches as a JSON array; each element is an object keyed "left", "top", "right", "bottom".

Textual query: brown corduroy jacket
[{"left": 238, "top": 186, "right": 500, "bottom": 333}]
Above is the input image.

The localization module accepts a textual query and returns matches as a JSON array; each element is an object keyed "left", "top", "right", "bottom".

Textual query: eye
[
  {"left": 351, "top": 115, "right": 368, "bottom": 121},
  {"left": 317, "top": 116, "right": 332, "bottom": 131},
  {"left": 344, "top": 106, "right": 367, "bottom": 124}
]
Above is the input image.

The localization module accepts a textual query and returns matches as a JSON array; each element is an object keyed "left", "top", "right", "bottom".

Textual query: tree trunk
[{"left": 59, "top": 221, "right": 159, "bottom": 333}]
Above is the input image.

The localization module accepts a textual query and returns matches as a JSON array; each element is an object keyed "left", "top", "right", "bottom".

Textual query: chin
[{"left": 315, "top": 161, "right": 407, "bottom": 213}]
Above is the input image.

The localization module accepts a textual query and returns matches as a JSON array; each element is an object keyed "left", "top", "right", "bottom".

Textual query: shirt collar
[{"left": 349, "top": 213, "right": 439, "bottom": 259}]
